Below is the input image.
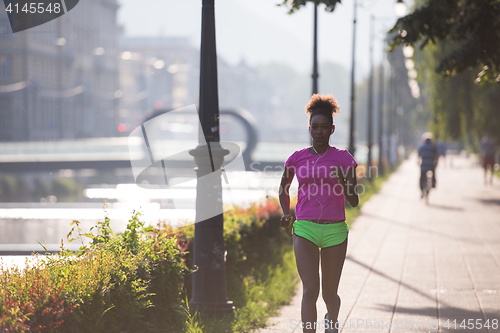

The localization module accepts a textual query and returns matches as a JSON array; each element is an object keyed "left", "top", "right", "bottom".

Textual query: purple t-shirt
[{"left": 285, "top": 146, "right": 357, "bottom": 221}]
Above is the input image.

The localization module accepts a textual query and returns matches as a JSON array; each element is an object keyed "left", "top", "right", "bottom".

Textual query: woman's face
[{"left": 309, "top": 114, "right": 334, "bottom": 145}]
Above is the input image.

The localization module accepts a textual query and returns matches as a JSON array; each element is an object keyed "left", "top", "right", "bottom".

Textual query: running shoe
[{"left": 324, "top": 313, "right": 338, "bottom": 333}]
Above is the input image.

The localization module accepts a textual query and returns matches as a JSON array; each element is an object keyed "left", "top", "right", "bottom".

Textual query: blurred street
[{"left": 258, "top": 153, "right": 500, "bottom": 333}]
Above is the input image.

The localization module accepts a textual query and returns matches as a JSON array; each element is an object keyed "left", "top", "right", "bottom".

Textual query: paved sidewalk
[{"left": 257, "top": 153, "right": 500, "bottom": 333}]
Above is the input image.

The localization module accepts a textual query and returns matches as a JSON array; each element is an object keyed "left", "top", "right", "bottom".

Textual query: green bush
[
  {"left": 0, "top": 206, "right": 190, "bottom": 332},
  {"left": 0, "top": 198, "right": 296, "bottom": 333},
  {"left": 0, "top": 260, "right": 76, "bottom": 332}
]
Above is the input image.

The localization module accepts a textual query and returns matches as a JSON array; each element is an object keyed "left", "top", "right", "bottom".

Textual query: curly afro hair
[{"left": 305, "top": 94, "right": 340, "bottom": 127}]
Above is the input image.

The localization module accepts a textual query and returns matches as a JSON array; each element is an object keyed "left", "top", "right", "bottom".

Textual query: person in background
[
  {"left": 418, "top": 133, "right": 439, "bottom": 197},
  {"left": 480, "top": 136, "right": 497, "bottom": 185}
]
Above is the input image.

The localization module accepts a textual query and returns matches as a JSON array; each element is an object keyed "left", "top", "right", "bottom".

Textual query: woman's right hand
[{"left": 280, "top": 214, "right": 293, "bottom": 228}]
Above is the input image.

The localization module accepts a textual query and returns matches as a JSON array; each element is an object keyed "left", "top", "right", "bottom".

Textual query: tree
[
  {"left": 278, "top": 0, "right": 341, "bottom": 14},
  {"left": 389, "top": 0, "right": 500, "bottom": 82},
  {"left": 413, "top": 28, "right": 500, "bottom": 148}
]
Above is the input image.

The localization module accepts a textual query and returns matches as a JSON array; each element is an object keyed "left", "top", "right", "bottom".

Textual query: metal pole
[
  {"left": 377, "top": 38, "right": 386, "bottom": 177},
  {"left": 312, "top": 4, "right": 319, "bottom": 96},
  {"left": 389, "top": 51, "right": 396, "bottom": 166},
  {"left": 393, "top": 68, "right": 399, "bottom": 154},
  {"left": 58, "top": 17, "right": 63, "bottom": 139},
  {"left": 367, "top": 16, "right": 374, "bottom": 181},
  {"left": 348, "top": 0, "right": 357, "bottom": 156},
  {"left": 22, "top": 38, "right": 29, "bottom": 141},
  {"left": 311, "top": 4, "right": 319, "bottom": 146},
  {"left": 189, "top": 0, "right": 234, "bottom": 314}
]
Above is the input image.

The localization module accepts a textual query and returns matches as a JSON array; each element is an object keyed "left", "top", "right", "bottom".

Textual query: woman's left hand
[{"left": 280, "top": 214, "right": 293, "bottom": 228}]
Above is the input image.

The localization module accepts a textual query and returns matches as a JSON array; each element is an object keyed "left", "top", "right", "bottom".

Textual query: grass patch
[{"left": 188, "top": 246, "right": 297, "bottom": 333}]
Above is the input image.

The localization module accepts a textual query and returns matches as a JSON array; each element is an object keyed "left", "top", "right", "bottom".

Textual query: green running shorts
[{"left": 293, "top": 220, "right": 349, "bottom": 248}]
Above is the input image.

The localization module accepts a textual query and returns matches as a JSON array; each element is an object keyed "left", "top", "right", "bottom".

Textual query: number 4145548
[
  {"left": 444, "top": 319, "right": 498, "bottom": 330},
  {"left": 5, "top": 2, "right": 62, "bottom": 14}
]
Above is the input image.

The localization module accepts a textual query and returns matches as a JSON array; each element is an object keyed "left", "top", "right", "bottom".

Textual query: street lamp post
[
  {"left": 369, "top": 20, "right": 390, "bottom": 179},
  {"left": 349, "top": 0, "right": 406, "bottom": 160},
  {"left": 367, "top": 15, "right": 374, "bottom": 182},
  {"left": 189, "top": 0, "right": 234, "bottom": 314},
  {"left": 312, "top": 4, "right": 319, "bottom": 96},
  {"left": 311, "top": 4, "right": 319, "bottom": 145},
  {"left": 388, "top": 50, "right": 397, "bottom": 166},
  {"left": 377, "top": 38, "right": 386, "bottom": 177},
  {"left": 348, "top": 0, "right": 358, "bottom": 156}
]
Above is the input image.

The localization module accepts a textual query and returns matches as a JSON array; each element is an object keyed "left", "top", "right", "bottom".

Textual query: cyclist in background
[{"left": 418, "top": 133, "right": 439, "bottom": 198}]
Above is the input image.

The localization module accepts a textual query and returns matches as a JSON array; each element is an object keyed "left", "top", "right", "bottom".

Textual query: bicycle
[{"left": 422, "top": 170, "right": 433, "bottom": 204}]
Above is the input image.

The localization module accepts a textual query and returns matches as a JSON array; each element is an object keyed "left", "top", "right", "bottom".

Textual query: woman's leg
[
  {"left": 320, "top": 237, "right": 348, "bottom": 332},
  {"left": 294, "top": 234, "right": 320, "bottom": 333}
]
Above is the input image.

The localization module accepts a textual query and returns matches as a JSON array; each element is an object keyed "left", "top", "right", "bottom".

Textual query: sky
[{"left": 117, "top": 0, "right": 413, "bottom": 80}]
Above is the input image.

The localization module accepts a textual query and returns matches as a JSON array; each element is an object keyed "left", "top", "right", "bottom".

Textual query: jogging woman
[{"left": 279, "top": 94, "right": 359, "bottom": 333}]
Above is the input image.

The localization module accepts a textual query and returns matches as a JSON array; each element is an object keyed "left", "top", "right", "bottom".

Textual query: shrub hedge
[{"left": 0, "top": 198, "right": 295, "bottom": 333}]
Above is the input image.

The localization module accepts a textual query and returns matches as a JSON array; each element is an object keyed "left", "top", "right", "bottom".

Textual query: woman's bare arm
[
  {"left": 279, "top": 166, "right": 295, "bottom": 228},
  {"left": 331, "top": 166, "right": 359, "bottom": 207}
]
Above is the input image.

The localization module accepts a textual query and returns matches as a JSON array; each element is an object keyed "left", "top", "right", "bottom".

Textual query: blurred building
[
  {"left": 218, "top": 58, "right": 274, "bottom": 142},
  {"left": 117, "top": 37, "right": 199, "bottom": 132},
  {"left": 0, "top": 1, "right": 287, "bottom": 144},
  {"left": 117, "top": 37, "right": 276, "bottom": 142},
  {"left": 0, "top": 0, "right": 120, "bottom": 142}
]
